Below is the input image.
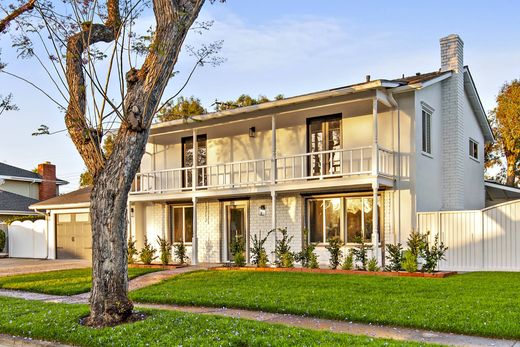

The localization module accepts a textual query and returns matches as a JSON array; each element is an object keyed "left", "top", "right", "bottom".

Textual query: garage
[{"left": 56, "top": 212, "right": 92, "bottom": 260}]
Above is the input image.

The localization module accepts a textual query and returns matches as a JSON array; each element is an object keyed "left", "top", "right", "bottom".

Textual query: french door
[
  {"left": 182, "top": 134, "right": 207, "bottom": 188},
  {"left": 307, "top": 114, "right": 342, "bottom": 177}
]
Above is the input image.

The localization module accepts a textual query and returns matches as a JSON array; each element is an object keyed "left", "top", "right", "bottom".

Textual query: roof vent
[{"left": 365, "top": 75, "right": 371, "bottom": 82}]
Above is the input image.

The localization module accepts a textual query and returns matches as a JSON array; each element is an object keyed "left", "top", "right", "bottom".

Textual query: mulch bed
[
  {"left": 211, "top": 266, "right": 457, "bottom": 278},
  {"left": 128, "top": 263, "right": 188, "bottom": 270}
]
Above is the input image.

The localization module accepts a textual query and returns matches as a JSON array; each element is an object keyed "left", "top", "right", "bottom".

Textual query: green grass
[
  {"left": 131, "top": 270, "right": 520, "bottom": 339},
  {"left": 0, "top": 297, "right": 434, "bottom": 347},
  {"left": 0, "top": 268, "right": 160, "bottom": 295}
]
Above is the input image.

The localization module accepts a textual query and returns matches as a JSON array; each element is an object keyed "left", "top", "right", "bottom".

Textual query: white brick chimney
[{"left": 440, "top": 34, "right": 465, "bottom": 210}]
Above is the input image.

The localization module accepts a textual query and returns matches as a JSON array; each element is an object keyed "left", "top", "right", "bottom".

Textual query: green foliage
[
  {"left": 127, "top": 237, "right": 138, "bottom": 264},
  {"left": 139, "top": 237, "right": 157, "bottom": 265},
  {"left": 351, "top": 236, "right": 372, "bottom": 270},
  {"left": 215, "top": 94, "right": 284, "bottom": 111},
  {"left": 385, "top": 243, "right": 403, "bottom": 271},
  {"left": 233, "top": 250, "right": 246, "bottom": 267},
  {"left": 274, "top": 228, "right": 294, "bottom": 268},
  {"left": 157, "top": 96, "right": 207, "bottom": 123},
  {"left": 402, "top": 250, "right": 418, "bottom": 273},
  {"left": 250, "top": 230, "right": 272, "bottom": 267},
  {"left": 3, "top": 215, "right": 44, "bottom": 225},
  {"left": 294, "top": 229, "right": 319, "bottom": 268},
  {"left": 157, "top": 236, "right": 172, "bottom": 265},
  {"left": 325, "top": 236, "right": 343, "bottom": 269},
  {"left": 230, "top": 235, "right": 246, "bottom": 267},
  {"left": 341, "top": 250, "right": 354, "bottom": 270},
  {"left": 420, "top": 233, "right": 448, "bottom": 273},
  {"left": 367, "top": 257, "right": 380, "bottom": 272},
  {"left": 0, "top": 229, "right": 5, "bottom": 252},
  {"left": 406, "top": 230, "right": 427, "bottom": 258},
  {"left": 173, "top": 241, "right": 189, "bottom": 265}
]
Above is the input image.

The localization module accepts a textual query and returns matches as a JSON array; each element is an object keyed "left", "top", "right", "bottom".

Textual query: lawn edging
[
  {"left": 211, "top": 266, "right": 457, "bottom": 278},
  {"left": 128, "top": 263, "right": 188, "bottom": 270}
]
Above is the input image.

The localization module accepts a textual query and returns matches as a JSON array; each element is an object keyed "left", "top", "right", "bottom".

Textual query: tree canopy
[
  {"left": 215, "top": 93, "right": 283, "bottom": 111},
  {"left": 156, "top": 96, "right": 206, "bottom": 122}
]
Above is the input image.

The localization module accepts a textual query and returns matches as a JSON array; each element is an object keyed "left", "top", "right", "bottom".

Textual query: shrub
[
  {"left": 274, "top": 228, "right": 294, "bottom": 268},
  {"left": 420, "top": 232, "right": 448, "bottom": 273},
  {"left": 157, "top": 236, "right": 172, "bottom": 265},
  {"left": 351, "top": 236, "right": 372, "bottom": 270},
  {"left": 3, "top": 215, "right": 44, "bottom": 225},
  {"left": 294, "top": 229, "right": 319, "bottom": 268},
  {"left": 341, "top": 249, "right": 354, "bottom": 270},
  {"left": 384, "top": 243, "right": 403, "bottom": 271},
  {"left": 407, "top": 230, "right": 427, "bottom": 259},
  {"left": 250, "top": 230, "right": 272, "bottom": 268},
  {"left": 233, "top": 249, "right": 246, "bottom": 267},
  {"left": 231, "top": 235, "right": 246, "bottom": 267},
  {"left": 127, "top": 237, "right": 138, "bottom": 264},
  {"left": 139, "top": 237, "right": 157, "bottom": 265},
  {"left": 368, "top": 257, "right": 380, "bottom": 272},
  {"left": 173, "top": 241, "right": 189, "bottom": 265},
  {"left": 402, "top": 250, "right": 418, "bottom": 273},
  {"left": 325, "top": 236, "right": 343, "bottom": 269}
]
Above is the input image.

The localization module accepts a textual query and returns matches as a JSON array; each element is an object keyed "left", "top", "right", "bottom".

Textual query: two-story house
[{"left": 33, "top": 34, "right": 496, "bottom": 264}]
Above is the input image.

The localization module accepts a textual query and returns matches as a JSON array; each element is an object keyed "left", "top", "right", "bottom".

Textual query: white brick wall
[{"left": 196, "top": 201, "right": 221, "bottom": 263}]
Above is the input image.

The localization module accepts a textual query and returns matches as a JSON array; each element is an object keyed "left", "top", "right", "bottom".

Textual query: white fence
[
  {"left": 417, "top": 199, "right": 520, "bottom": 271},
  {"left": 8, "top": 220, "right": 48, "bottom": 259}
]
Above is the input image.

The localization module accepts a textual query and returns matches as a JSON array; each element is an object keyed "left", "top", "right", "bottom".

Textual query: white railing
[{"left": 131, "top": 146, "right": 394, "bottom": 194}]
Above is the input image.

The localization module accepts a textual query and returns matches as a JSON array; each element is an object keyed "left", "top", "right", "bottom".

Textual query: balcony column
[
  {"left": 192, "top": 129, "right": 198, "bottom": 191},
  {"left": 372, "top": 182, "right": 380, "bottom": 264},
  {"left": 372, "top": 97, "right": 379, "bottom": 177},
  {"left": 192, "top": 196, "right": 198, "bottom": 265},
  {"left": 271, "top": 114, "right": 277, "bottom": 184}
]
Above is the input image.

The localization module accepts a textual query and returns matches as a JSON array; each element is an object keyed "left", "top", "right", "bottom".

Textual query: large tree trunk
[{"left": 506, "top": 152, "right": 517, "bottom": 187}]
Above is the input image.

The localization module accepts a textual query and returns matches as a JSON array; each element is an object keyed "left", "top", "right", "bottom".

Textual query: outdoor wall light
[
  {"left": 259, "top": 205, "right": 266, "bottom": 216},
  {"left": 249, "top": 126, "right": 256, "bottom": 138}
]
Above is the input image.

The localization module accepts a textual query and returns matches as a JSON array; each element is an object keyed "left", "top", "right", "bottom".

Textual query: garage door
[{"left": 56, "top": 213, "right": 92, "bottom": 260}]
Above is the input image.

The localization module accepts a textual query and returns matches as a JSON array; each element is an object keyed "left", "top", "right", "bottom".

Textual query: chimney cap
[{"left": 365, "top": 75, "right": 371, "bottom": 82}]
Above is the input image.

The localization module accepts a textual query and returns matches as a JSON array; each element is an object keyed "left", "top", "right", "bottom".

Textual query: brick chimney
[
  {"left": 440, "top": 34, "right": 465, "bottom": 210},
  {"left": 37, "top": 161, "right": 57, "bottom": 201}
]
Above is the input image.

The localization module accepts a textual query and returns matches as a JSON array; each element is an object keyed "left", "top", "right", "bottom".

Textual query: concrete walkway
[{"left": 0, "top": 259, "right": 90, "bottom": 276}]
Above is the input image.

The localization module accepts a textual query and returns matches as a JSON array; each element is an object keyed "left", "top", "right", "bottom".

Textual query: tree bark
[
  {"left": 506, "top": 152, "right": 517, "bottom": 187},
  {"left": 0, "top": 0, "right": 35, "bottom": 33}
]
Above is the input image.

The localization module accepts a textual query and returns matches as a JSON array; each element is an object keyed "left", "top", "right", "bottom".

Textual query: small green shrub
[
  {"left": 325, "top": 236, "right": 343, "bottom": 269},
  {"left": 402, "top": 250, "right": 418, "bottom": 273},
  {"left": 367, "top": 257, "right": 380, "bottom": 272},
  {"left": 139, "top": 237, "right": 157, "bottom": 265},
  {"left": 420, "top": 232, "right": 448, "bottom": 273},
  {"left": 341, "top": 250, "right": 354, "bottom": 270},
  {"left": 308, "top": 252, "right": 319, "bottom": 269},
  {"left": 294, "top": 229, "right": 318, "bottom": 268},
  {"left": 250, "top": 231, "right": 272, "bottom": 268},
  {"left": 173, "top": 242, "right": 189, "bottom": 265},
  {"left": 274, "top": 228, "right": 294, "bottom": 268},
  {"left": 157, "top": 236, "right": 172, "bottom": 265},
  {"left": 280, "top": 252, "right": 294, "bottom": 268},
  {"left": 127, "top": 237, "right": 138, "bottom": 264},
  {"left": 233, "top": 249, "right": 246, "bottom": 267},
  {"left": 231, "top": 235, "right": 246, "bottom": 267},
  {"left": 384, "top": 243, "right": 403, "bottom": 271},
  {"left": 257, "top": 250, "right": 269, "bottom": 268},
  {"left": 407, "top": 230, "right": 427, "bottom": 258},
  {"left": 351, "top": 236, "right": 372, "bottom": 270}
]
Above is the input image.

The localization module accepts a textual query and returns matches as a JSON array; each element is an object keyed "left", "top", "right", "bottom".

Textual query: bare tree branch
[{"left": 0, "top": 0, "right": 35, "bottom": 33}]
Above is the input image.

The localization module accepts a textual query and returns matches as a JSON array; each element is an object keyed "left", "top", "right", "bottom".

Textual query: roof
[
  {"left": 485, "top": 180, "right": 520, "bottom": 207},
  {"left": 0, "top": 189, "right": 40, "bottom": 215},
  {"left": 30, "top": 186, "right": 91, "bottom": 210},
  {"left": 0, "top": 162, "right": 69, "bottom": 185}
]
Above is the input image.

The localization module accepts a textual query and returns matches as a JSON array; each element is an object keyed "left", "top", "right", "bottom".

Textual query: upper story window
[
  {"left": 307, "top": 114, "right": 342, "bottom": 177},
  {"left": 469, "top": 138, "right": 479, "bottom": 161},
  {"left": 182, "top": 134, "right": 207, "bottom": 187},
  {"left": 421, "top": 108, "right": 432, "bottom": 155}
]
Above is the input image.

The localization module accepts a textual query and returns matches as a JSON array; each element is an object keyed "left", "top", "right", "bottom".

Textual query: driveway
[{"left": 0, "top": 258, "right": 90, "bottom": 276}]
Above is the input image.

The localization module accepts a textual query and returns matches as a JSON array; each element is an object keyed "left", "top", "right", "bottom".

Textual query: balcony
[{"left": 130, "top": 146, "right": 394, "bottom": 195}]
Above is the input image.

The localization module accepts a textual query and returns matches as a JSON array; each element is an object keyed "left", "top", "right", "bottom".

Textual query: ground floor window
[
  {"left": 307, "top": 195, "right": 381, "bottom": 244},
  {"left": 169, "top": 205, "right": 193, "bottom": 243}
]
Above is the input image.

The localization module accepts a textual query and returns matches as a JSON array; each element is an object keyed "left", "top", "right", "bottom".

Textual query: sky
[{"left": 1, "top": 0, "right": 519, "bottom": 192}]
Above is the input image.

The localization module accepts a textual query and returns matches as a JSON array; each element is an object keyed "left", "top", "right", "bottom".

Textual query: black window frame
[
  {"left": 306, "top": 113, "right": 342, "bottom": 177},
  {"left": 181, "top": 134, "right": 207, "bottom": 188},
  {"left": 421, "top": 109, "right": 432, "bottom": 155}
]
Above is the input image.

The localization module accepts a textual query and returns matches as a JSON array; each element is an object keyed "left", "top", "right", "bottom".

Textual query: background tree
[
  {"left": 1, "top": 0, "right": 223, "bottom": 326},
  {"left": 486, "top": 80, "right": 520, "bottom": 186},
  {"left": 157, "top": 96, "right": 206, "bottom": 122},
  {"left": 215, "top": 93, "right": 283, "bottom": 111}
]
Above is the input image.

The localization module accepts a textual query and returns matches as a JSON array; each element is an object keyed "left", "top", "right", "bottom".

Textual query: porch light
[
  {"left": 249, "top": 126, "right": 256, "bottom": 138},
  {"left": 259, "top": 205, "right": 266, "bottom": 216}
]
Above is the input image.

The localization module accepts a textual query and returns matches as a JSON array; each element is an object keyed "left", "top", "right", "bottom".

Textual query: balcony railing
[{"left": 131, "top": 146, "right": 394, "bottom": 194}]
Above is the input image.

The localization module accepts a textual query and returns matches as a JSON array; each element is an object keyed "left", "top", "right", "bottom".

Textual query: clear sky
[{"left": 1, "top": 0, "right": 519, "bottom": 192}]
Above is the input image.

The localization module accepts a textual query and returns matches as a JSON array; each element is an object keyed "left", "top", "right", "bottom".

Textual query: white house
[{"left": 32, "top": 34, "right": 509, "bottom": 266}]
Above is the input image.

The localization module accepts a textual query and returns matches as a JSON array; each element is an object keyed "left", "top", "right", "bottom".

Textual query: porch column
[
  {"left": 271, "top": 114, "right": 277, "bottom": 184},
  {"left": 192, "top": 129, "right": 198, "bottom": 191},
  {"left": 271, "top": 190, "right": 277, "bottom": 261},
  {"left": 192, "top": 196, "right": 198, "bottom": 265},
  {"left": 372, "top": 182, "right": 380, "bottom": 263},
  {"left": 372, "top": 98, "right": 379, "bottom": 177}
]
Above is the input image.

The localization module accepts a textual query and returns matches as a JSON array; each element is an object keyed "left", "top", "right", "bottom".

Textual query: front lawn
[
  {"left": 0, "top": 268, "right": 160, "bottom": 295},
  {"left": 0, "top": 297, "right": 432, "bottom": 347},
  {"left": 131, "top": 270, "right": 520, "bottom": 339}
]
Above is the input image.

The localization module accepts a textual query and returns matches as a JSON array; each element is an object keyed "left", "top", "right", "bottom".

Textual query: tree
[
  {"left": 215, "top": 93, "right": 283, "bottom": 111},
  {"left": 1, "top": 0, "right": 223, "bottom": 326},
  {"left": 486, "top": 80, "right": 520, "bottom": 186},
  {"left": 157, "top": 96, "right": 206, "bottom": 122}
]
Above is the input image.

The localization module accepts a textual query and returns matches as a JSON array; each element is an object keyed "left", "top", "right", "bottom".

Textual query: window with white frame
[
  {"left": 469, "top": 138, "right": 479, "bottom": 160},
  {"left": 169, "top": 205, "right": 193, "bottom": 243},
  {"left": 308, "top": 198, "right": 342, "bottom": 243},
  {"left": 422, "top": 109, "right": 432, "bottom": 155}
]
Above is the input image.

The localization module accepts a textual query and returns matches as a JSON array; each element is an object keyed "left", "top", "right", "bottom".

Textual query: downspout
[
  {"left": 32, "top": 208, "right": 49, "bottom": 259},
  {"left": 387, "top": 92, "right": 401, "bottom": 243}
]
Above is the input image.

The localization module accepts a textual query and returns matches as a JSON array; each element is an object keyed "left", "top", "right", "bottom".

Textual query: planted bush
[
  {"left": 384, "top": 243, "right": 403, "bottom": 271},
  {"left": 420, "top": 232, "right": 448, "bottom": 273},
  {"left": 0, "top": 229, "right": 5, "bottom": 253},
  {"left": 127, "top": 237, "right": 138, "bottom": 264},
  {"left": 341, "top": 249, "right": 354, "bottom": 270},
  {"left": 368, "top": 257, "right": 380, "bottom": 272},
  {"left": 139, "top": 237, "right": 157, "bottom": 265},
  {"left": 250, "top": 231, "right": 272, "bottom": 268},
  {"left": 157, "top": 236, "right": 172, "bottom": 265},
  {"left": 295, "top": 229, "right": 319, "bottom": 269},
  {"left": 325, "top": 236, "right": 343, "bottom": 269},
  {"left": 173, "top": 241, "right": 189, "bottom": 265},
  {"left": 402, "top": 250, "right": 418, "bottom": 273},
  {"left": 407, "top": 230, "right": 427, "bottom": 259},
  {"left": 351, "top": 236, "right": 372, "bottom": 270},
  {"left": 274, "top": 228, "right": 294, "bottom": 268},
  {"left": 231, "top": 235, "right": 246, "bottom": 267}
]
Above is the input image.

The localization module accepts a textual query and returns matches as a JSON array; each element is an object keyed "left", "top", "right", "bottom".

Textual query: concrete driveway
[{"left": 0, "top": 258, "right": 90, "bottom": 276}]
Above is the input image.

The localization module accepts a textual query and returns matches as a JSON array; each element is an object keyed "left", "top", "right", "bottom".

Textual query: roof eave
[
  {"left": 463, "top": 67, "right": 494, "bottom": 143},
  {"left": 29, "top": 202, "right": 90, "bottom": 210}
]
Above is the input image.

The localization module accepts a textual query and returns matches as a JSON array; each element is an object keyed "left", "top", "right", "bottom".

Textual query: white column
[
  {"left": 372, "top": 182, "right": 380, "bottom": 263},
  {"left": 372, "top": 98, "right": 379, "bottom": 177},
  {"left": 192, "top": 129, "right": 198, "bottom": 192},
  {"left": 192, "top": 196, "right": 198, "bottom": 265},
  {"left": 271, "top": 190, "right": 277, "bottom": 262},
  {"left": 271, "top": 114, "right": 277, "bottom": 184}
]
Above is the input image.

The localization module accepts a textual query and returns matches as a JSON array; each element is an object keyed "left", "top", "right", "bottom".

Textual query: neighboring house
[
  {"left": 31, "top": 34, "right": 517, "bottom": 265},
  {"left": 0, "top": 162, "right": 67, "bottom": 222}
]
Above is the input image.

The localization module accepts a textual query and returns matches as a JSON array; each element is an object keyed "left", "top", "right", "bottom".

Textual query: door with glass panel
[
  {"left": 170, "top": 206, "right": 193, "bottom": 244},
  {"left": 226, "top": 204, "right": 247, "bottom": 260},
  {"left": 345, "top": 197, "right": 380, "bottom": 243},
  {"left": 182, "top": 134, "right": 207, "bottom": 188},
  {"left": 307, "top": 115, "right": 342, "bottom": 178}
]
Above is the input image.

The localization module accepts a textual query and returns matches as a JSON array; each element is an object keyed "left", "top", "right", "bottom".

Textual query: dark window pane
[
  {"left": 184, "top": 207, "right": 193, "bottom": 242},
  {"left": 325, "top": 198, "right": 341, "bottom": 240},
  {"left": 346, "top": 198, "right": 362, "bottom": 242},
  {"left": 363, "top": 198, "right": 381, "bottom": 242},
  {"left": 173, "top": 207, "right": 183, "bottom": 243},
  {"left": 309, "top": 200, "right": 323, "bottom": 243}
]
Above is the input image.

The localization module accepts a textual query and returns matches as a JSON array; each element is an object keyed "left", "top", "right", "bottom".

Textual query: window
[
  {"left": 307, "top": 115, "right": 342, "bottom": 177},
  {"left": 421, "top": 109, "right": 432, "bottom": 155},
  {"left": 469, "top": 139, "right": 479, "bottom": 160},
  {"left": 182, "top": 134, "right": 207, "bottom": 187},
  {"left": 169, "top": 206, "right": 193, "bottom": 243},
  {"left": 308, "top": 198, "right": 341, "bottom": 243},
  {"left": 346, "top": 197, "right": 380, "bottom": 243}
]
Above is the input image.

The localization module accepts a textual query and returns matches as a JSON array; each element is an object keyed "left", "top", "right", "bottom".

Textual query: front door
[{"left": 226, "top": 204, "right": 247, "bottom": 261}]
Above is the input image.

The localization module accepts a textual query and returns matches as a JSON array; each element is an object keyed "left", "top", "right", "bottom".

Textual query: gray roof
[
  {"left": 30, "top": 186, "right": 91, "bottom": 209},
  {"left": 0, "top": 162, "right": 40, "bottom": 180},
  {"left": 0, "top": 189, "right": 40, "bottom": 215}
]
